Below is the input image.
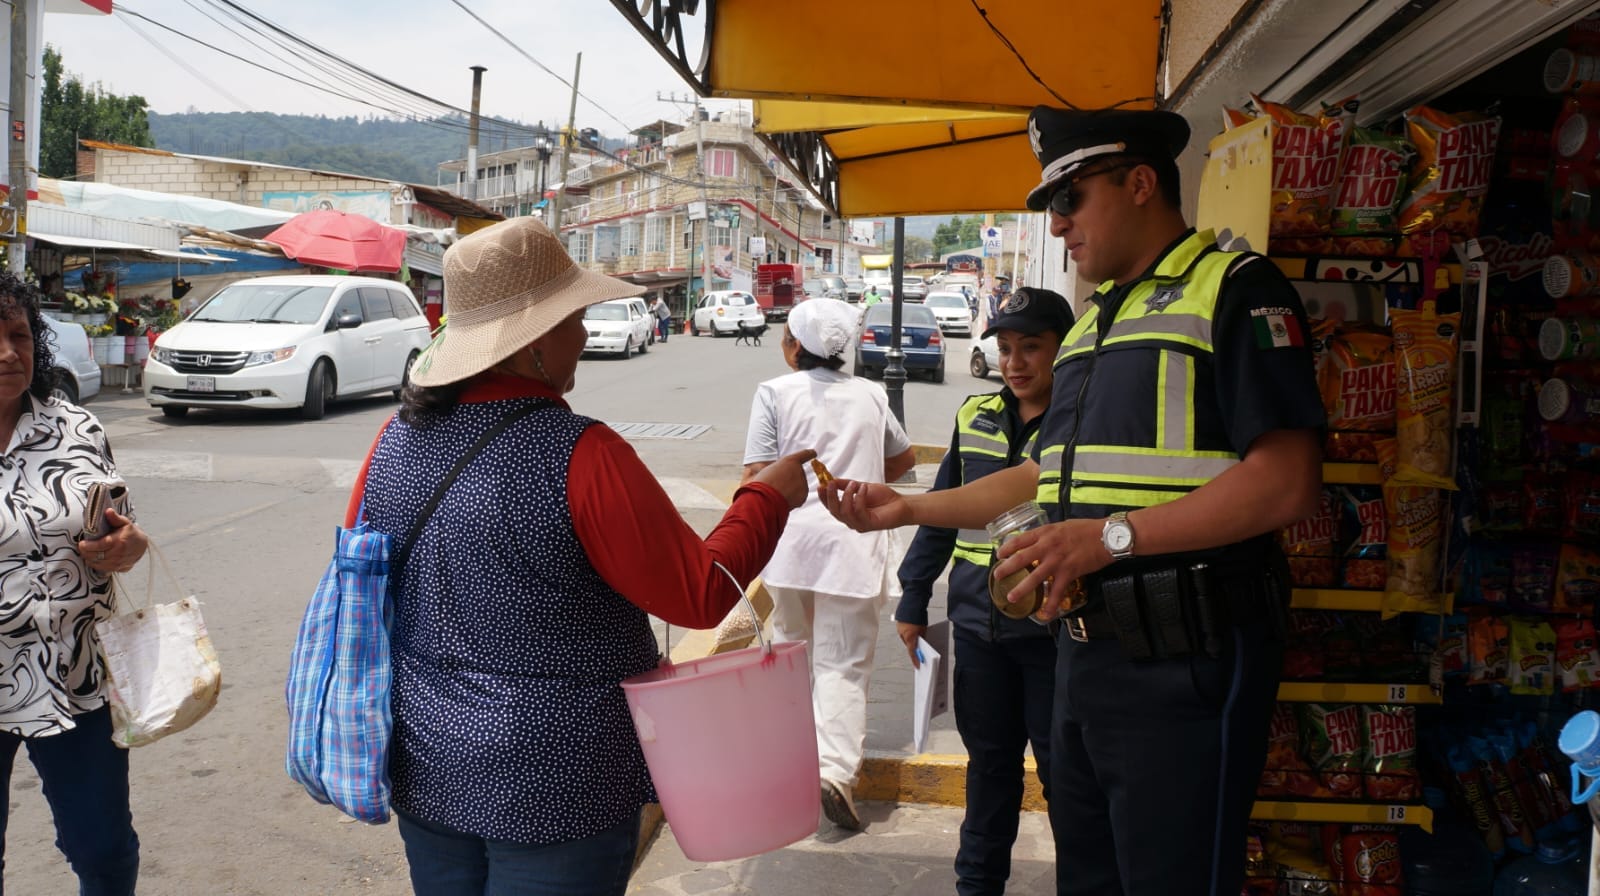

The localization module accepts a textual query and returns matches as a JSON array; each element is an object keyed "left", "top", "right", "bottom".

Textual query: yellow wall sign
[{"left": 1196, "top": 117, "right": 1271, "bottom": 254}]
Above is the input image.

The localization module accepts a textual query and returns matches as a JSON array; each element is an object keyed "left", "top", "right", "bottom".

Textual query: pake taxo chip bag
[
  {"left": 1363, "top": 706, "right": 1420, "bottom": 801},
  {"left": 1331, "top": 127, "right": 1415, "bottom": 256},
  {"left": 1299, "top": 703, "right": 1364, "bottom": 798},
  {"left": 1397, "top": 106, "right": 1501, "bottom": 254},
  {"left": 1338, "top": 486, "right": 1387, "bottom": 590},
  {"left": 1320, "top": 325, "right": 1396, "bottom": 461},
  {"left": 1281, "top": 487, "right": 1341, "bottom": 588},
  {"left": 1250, "top": 95, "right": 1350, "bottom": 238}
]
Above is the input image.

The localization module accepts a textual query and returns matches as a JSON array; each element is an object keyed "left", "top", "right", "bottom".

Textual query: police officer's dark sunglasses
[{"left": 1047, "top": 162, "right": 1138, "bottom": 218}]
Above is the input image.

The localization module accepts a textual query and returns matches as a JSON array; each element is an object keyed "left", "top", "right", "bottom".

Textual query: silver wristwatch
[{"left": 1102, "top": 511, "right": 1135, "bottom": 560}]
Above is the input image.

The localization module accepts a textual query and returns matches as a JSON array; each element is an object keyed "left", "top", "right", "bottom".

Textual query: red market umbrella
[{"left": 263, "top": 209, "right": 406, "bottom": 273}]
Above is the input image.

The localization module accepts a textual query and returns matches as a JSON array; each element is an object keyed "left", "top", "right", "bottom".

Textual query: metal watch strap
[{"left": 1103, "top": 511, "right": 1134, "bottom": 560}]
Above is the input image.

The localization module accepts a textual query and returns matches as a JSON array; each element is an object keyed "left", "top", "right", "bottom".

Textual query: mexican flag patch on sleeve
[{"left": 1250, "top": 306, "right": 1305, "bottom": 349}]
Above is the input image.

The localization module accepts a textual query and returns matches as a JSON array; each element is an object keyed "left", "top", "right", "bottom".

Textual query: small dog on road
[{"left": 735, "top": 321, "right": 769, "bottom": 346}]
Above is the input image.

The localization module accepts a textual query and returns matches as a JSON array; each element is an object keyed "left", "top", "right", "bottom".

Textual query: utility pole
[
  {"left": 658, "top": 91, "right": 713, "bottom": 301},
  {"left": 549, "top": 53, "right": 582, "bottom": 234},
  {"left": 7, "top": 0, "right": 29, "bottom": 274},
  {"left": 885, "top": 218, "right": 907, "bottom": 427},
  {"left": 465, "top": 66, "right": 486, "bottom": 203}
]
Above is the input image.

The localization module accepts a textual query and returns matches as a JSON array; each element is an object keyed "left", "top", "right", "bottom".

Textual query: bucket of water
[{"left": 621, "top": 578, "right": 819, "bottom": 862}]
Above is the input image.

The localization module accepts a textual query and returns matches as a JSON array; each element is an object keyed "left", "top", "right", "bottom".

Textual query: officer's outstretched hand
[
  {"left": 754, "top": 449, "right": 820, "bottom": 509},
  {"left": 991, "top": 519, "right": 1115, "bottom": 620},
  {"left": 819, "top": 479, "right": 910, "bottom": 532}
]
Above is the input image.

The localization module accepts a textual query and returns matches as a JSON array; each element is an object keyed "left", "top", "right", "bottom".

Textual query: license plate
[
  {"left": 186, "top": 376, "right": 215, "bottom": 393},
  {"left": 901, "top": 336, "right": 916, "bottom": 346}
]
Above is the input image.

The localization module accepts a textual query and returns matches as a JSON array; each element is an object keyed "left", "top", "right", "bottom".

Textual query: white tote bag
[{"left": 95, "top": 544, "right": 222, "bottom": 749}]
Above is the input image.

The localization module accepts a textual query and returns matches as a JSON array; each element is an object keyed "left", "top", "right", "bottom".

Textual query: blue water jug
[
  {"left": 1558, "top": 710, "right": 1600, "bottom": 808},
  {"left": 1492, "top": 840, "right": 1586, "bottom": 896},
  {"left": 1401, "top": 788, "right": 1495, "bottom": 895}
]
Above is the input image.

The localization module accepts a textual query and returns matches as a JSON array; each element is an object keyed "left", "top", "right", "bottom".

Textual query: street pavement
[{"left": 1, "top": 327, "right": 1056, "bottom": 895}]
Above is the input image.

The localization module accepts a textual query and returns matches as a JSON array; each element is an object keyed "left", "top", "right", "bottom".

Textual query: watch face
[{"left": 1107, "top": 524, "right": 1133, "bottom": 552}]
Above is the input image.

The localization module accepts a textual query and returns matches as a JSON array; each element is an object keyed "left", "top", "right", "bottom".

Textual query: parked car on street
[
  {"left": 854, "top": 301, "right": 944, "bottom": 382},
  {"left": 42, "top": 313, "right": 101, "bottom": 404},
  {"left": 843, "top": 279, "right": 866, "bottom": 303},
  {"left": 924, "top": 291, "right": 974, "bottom": 336},
  {"left": 583, "top": 298, "right": 653, "bottom": 358},
  {"left": 144, "top": 275, "right": 431, "bottom": 420},
  {"left": 813, "top": 275, "right": 846, "bottom": 299},
  {"left": 690, "top": 290, "right": 764, "bottom": 336},
  {"left": 900, "top": 275, "right": 929, "bottom": 302},
  {"left": 969, "top": 333, "right": 999, "bottom": 379}
]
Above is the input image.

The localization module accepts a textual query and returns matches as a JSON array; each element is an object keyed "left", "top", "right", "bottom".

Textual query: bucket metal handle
[{"left": 659, "top": 562, "right": 770, "bottom": 663}]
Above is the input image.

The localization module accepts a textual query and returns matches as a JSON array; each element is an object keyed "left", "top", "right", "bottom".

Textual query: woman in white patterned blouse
[{"left": 0, "top": 271, "right": 147, "bottom": 896}]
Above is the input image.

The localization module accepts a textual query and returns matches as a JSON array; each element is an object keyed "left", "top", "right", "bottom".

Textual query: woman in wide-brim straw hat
[{"left": 360, "top": 217, "right": 816, "bottom": 896}]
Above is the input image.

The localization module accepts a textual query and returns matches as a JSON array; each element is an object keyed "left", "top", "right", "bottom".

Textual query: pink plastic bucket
[{"left": 622, "top": 637, "right": 819, "bottom": 861}]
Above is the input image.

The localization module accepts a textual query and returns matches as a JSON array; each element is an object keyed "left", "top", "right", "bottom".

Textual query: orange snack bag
[
  {"left": 1254, "top": 95, "right": 1350, "bottom": 238},
  {"left": 1383, "top": 484, "right": 1445, "bottom": 618},
  {"left": 1397, "top": 106, "right": 1501, "bottom": 251},
  {"left": 1390, "top": 304, "right": 1460, "bottom": 489},
  {"left": 1320, "top": 326, "right": 1396, "bottom": 433}
]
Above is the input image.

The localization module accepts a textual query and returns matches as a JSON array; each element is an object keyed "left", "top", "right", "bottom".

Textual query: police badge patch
[
  {"left": 1002, "top": 291, "right": 1031, "bottom": 314},
  {"left": 1144, "top": 284, "right": 1183, "bottom": 313}
]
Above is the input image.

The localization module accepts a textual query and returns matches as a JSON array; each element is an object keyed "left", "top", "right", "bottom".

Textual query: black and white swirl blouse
[{"left": 0, "top": 394, "right": 131, "bottom": 738}]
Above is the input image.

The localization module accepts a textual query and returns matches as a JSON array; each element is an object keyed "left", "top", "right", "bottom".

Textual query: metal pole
[
  {"left": 884, "top": 217, "right": 907, "bottom": 427},
  {"left": 7, "top": 0, "right": 29, "bottom": 274},
  {"left": 550, "top": 53, "right": 582, "bottom": 234},
  {"left": 465, "top": 66, "right": 486, "bottom": 203},
  {"left": 694, "top": 99, "right": 712, "bottom": 296}
]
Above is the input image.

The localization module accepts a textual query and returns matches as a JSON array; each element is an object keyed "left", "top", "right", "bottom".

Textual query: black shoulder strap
[{"left": 394, "top": 401, "right": 543, "bottom": 565}]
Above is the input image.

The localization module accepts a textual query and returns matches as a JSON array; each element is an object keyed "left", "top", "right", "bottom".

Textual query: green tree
[
  {"left": 932, "top": 215, "right": 962, "bottom": 256},
  {"left": 903, "top": 235, "right": 933, "bottom": 262},
  {"left": 957, "top": 216, "right": 982, "bottom": 249},
  {"left": 41, "top": 46, "right": 153, "bottom": 179}
]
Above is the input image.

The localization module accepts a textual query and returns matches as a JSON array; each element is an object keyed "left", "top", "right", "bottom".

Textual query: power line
[{"left": 447, "top": 0, "right": 633, "bottom": 133}]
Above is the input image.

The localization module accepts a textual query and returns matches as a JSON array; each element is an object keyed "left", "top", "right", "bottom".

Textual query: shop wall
[
  {"left": 1163, "top": 0, "right": 1253, "bottom": 98},
  {"left": 90, "top": 149, "right": 395, "bottom": 212}
]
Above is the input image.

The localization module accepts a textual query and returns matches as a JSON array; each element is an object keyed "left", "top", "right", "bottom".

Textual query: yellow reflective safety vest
[
  {"left": 951, "top": 393, "right": 1037, "bottom": 567},
  {"left": 1035, "top": 230, "right": 1245, "bottom": 521}
]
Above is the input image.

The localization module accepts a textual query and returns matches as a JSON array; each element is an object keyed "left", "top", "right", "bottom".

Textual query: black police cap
[
  {"left": 1024, "top": 106, "right": 1191, "bottom": 211},
  {"left": 981, "top": 287, "right": 1075, "bottom": 340}
]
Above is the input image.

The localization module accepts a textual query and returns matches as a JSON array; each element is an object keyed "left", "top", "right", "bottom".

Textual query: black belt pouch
[{"left": 1100, "top": 574, "right": 1154, "bottom": 660}]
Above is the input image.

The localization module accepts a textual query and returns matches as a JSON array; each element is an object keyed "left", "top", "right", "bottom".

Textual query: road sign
[{"left": 982, "top": 226, "right": 1002, "bottom": 256}]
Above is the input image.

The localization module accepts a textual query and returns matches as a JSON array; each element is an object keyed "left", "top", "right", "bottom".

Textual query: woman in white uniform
[{"left": 742, "top": 299, "right": 916, "bottom": 831}]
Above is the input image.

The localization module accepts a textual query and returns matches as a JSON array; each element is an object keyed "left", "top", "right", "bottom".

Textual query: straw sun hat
[{"left": 408, "top": 216, "right": 643, "bottom": 387}]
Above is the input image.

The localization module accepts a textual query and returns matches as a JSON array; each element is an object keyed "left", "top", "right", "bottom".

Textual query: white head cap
[{"left": 786, "top": 299, "right": 856, "bottom": 360}]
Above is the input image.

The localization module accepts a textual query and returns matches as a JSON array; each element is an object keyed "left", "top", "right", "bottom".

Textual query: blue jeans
[
  {"left": 0, "top": 705, "right": 140, "bottom": 896},
  {"left": 396, "top": 807, "right": 640, "bottom": 896}
]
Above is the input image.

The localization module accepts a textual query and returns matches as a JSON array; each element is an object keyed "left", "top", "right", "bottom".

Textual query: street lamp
[{"left": 533, "top": 134, "right": 553, "bottom": 217}]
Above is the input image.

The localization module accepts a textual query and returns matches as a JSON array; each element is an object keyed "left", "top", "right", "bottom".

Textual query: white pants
[{"left": 766, "top": 586, "right": 886, "bottom": 789}]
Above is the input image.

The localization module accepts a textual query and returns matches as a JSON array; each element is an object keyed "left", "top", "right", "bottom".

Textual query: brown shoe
[{"left": 821, "top": 780, "right": 862, "bottom": 831}]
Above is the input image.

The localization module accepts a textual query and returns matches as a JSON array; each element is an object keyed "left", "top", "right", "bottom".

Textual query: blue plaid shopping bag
[{"left": 285, "top": 421, "right": 395, "bottom": 823}]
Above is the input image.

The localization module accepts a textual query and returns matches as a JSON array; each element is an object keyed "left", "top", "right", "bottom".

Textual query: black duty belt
[{"left": 1059, "top": 561, "right": 1287, "bottom": 659}]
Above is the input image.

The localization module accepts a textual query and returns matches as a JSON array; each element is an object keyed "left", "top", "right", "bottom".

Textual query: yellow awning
[{"left": 610, "top": 0, "right": 1164, "bottom": 216}]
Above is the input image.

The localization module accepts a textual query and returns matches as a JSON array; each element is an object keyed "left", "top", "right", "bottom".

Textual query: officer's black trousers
[
  {"left": 951, "top": 631, "right": 1057, "bottom": 896},
  {"left": 1048, "top": 614, "right": 1281, "bottom": 896}
]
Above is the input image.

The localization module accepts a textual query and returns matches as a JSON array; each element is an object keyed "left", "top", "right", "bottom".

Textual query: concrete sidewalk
[{"left": 631, "top": 465, "right": 1057, "bottom": 895}]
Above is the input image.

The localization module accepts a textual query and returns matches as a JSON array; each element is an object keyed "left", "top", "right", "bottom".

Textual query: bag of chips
[
  {"left": 1329, "top": 128, "right": 1415, "bottom": 255},
  {"left": 1525, "top": 476, "right": 1564, "bottom": 534},
  {"left": 1390, "top": 304, "right": 1461, "bottom": 489},
  {"left": 1507, "top": 617, "right": 1556, "bottom": 696},
  {"left": 1446, "top": 743, "right": 1506, "bottom": 858},
  {"left": 1471, "top": 734, "right": 1537, "bottom": 854},
  {"left": 1282, "top": 489, "right": 1342, "bottom": 587},
  {"left": 1467, "top": 609, "right": 1509, "bottom": 685},
  {"left": 1397, "top": 106, "right": 1502, "bottom": 254},
  {"left": 1363, "top": 706, "right": 1420, "bottom": 801},
  {"left": 1563, "top": 473, "right": 1600, "bottom": 539},
  {"left": 1555, "top": 618, "right": 1600, "bottom": 692},
  {"left": 1320, "top": 327, "right": 1397, "bottom": 463},
  {"left": 1260, "top": 702, "right": 1324, "bottom": 798},
  {"left": 1300, "top": 703, "right": 1365, "bottom": 798},
  {"left": 1339, "top": 486, "right": 1388, "bottom": 590},
  {"left": 1333, "top": 826, "right": 1405, "bottom": 896},
  {"left": 1510, "top": 544, "right": 1559, "bottom": 614},
  {"left": 1553, "top": 543, "right": 1600, "bottom": 614},
  {"left": 1252, "top": 95, "right": 1351, "bottom": 239},
  {"left": 1374, "top": 437, "right": 1400, "bottom": 483},
  {"left": 1284, "top": 610, "right": 1330, "bottom": 680},
  {"left": 1383, "top": 485, "right": 1445, "bottom": 618}
]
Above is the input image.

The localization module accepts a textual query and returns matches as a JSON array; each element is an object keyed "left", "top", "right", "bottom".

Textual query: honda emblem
[{"left": 196, "top": 354, "right": 212, "bottom": 367}]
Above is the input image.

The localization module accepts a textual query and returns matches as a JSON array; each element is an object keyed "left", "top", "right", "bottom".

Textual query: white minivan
[{"left": 144, "top": 275, "right": 432, "bottom": 420}]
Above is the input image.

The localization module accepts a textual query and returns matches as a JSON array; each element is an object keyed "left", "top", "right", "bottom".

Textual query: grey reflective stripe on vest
[
  {"left": 1158, "top": 350, "right": 1192, "bottom": 453},
  {"left": 1069, "top": 446, "right": 1240, "bottom": 485},
  {"left": 1102, "top": 312, "right": 1214, "bottom": 351},
  {"left": 958, "top": 431, "right": 1009, "bottom": 457}
]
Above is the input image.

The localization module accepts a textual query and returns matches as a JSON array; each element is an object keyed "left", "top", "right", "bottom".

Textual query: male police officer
[{"left": 821, "top": 107, "right": 1323, "bottom": 895}]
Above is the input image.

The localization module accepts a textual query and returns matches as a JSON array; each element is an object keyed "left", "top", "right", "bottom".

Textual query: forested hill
[{"left": 147, "top": 111, "right": 545, "bottom": 186}]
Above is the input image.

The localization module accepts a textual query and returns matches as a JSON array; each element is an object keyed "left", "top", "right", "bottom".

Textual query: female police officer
[
  {"left": 821, "top": 107, "right": 1323, "bottom": 896},
  {"left": 895, "top": 288, "right": 1073, "bottom": 896}
]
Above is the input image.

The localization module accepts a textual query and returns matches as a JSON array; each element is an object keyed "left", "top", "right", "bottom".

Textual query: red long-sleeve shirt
[{"left": 347, "top": 373, "right": 788, "bottom": 628}]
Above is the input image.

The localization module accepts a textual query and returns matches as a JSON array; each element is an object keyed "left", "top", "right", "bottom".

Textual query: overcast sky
[{"left": 45, "top": 0, "right": 743, "bottom": 139}]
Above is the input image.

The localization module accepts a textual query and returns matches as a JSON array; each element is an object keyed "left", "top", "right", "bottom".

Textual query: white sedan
[
  {"left": 925, "top": 291, "right": 974, "bottom": 336},
  {"left": 583, "top": 299, "right": 653, "bottom": 357},
  {"left": 969, "top": 333, "right": 999, "bottom": 379}
]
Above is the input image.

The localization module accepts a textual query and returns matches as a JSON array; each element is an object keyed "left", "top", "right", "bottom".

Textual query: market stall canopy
[
  {"left": 38, "top": 179, "right": 297, "bottom": 235},
  {"left": 263, "top": 210, "right": 406, "bottom": 273},
  {"left": 609, "top": 0, "right": 1163, "bottom": 215}
]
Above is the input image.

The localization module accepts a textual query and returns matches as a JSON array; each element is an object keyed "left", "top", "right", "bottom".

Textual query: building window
[
  {"left": 621, "top": 221, "right": 641, "bottom": 257},
  {"left": 571, "top": 231, "right": 592, "bottom": 264},
  {"left": 706, "top": 149, "right": 735, "bottom": 178},
  {"left": 646, "top": 216, "right": 667, "bottom": 254}
]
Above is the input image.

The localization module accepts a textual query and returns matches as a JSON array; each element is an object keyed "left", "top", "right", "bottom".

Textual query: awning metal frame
[
  {"left": 610, "top": 0, "right": 713, "bottom": 96},
  {"left": 760, "top": 132, "right": 840, "bottom": 216}
]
